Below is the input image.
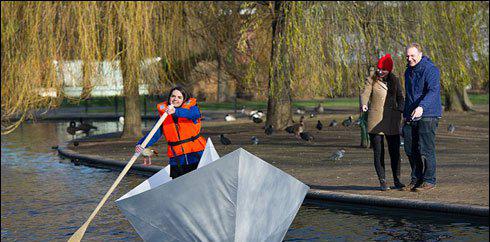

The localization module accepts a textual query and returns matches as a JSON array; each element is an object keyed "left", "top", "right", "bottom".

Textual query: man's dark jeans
[{"left": 402, "top": 117, "right": 439, "bottom": 185}]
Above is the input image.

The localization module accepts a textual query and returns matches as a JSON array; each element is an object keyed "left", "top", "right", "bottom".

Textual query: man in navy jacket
[{"left": 402, "top": 43, "right": 442, "bottom": 192}]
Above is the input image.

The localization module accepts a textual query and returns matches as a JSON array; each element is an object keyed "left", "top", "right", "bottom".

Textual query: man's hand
[
  {"left": 411, "top": 106, "right": 423, "bottom": 120},
  {"left": 166, "top": 105, "right": 175, "bottom": 115},
  {"left": 361, "top": 105, "right": 368, "bottom": 112}
]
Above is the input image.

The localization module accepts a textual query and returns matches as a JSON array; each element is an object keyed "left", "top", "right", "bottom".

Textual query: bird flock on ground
[
  {"left": 62, "top": 103, "right": 458, "bottom": 168},
  {"left": 65, "top": 104, "right": 458, "bottom": 165},
  {"left": 218, "top": 103, "right": 367, "bottom": 162}
]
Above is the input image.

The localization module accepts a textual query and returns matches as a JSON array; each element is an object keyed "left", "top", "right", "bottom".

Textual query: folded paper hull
[{"left": 116, "top": 139, "right": 309, "bottom": 242}]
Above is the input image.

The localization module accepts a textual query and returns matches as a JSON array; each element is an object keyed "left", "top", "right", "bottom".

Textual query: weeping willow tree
[
  {"left": 255, "top": 1, "right": 487, "bottom": 119},
  {"left": 228, "top": 2, "right": 335, "bottom": 129},
  {"left": 416, "top": 1, "right": 488, "bottom": 111},
  {"left": 2, "top": 2, "right": 488, "bottom": 134},
  {"left": 336, "top": 1, "right": 489, "bottom": 111},
  {"left": 2, "top": 2, "right": 63, "bottom": 134},
  {"left": 201, "top": 1, "right": 488, "bottom": 128},
  {"left": 1, "top": 2, "right": 198, "bottom": 136}
]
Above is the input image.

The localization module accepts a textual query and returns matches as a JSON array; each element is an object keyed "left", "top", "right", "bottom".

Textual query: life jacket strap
[{"left": 167, "top": 134, "right": 201, "bottom": 146}]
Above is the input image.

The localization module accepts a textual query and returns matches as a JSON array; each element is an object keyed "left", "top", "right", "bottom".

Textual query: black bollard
[
  {"left": 115, "top": 96, "right": 118, "bottom": 115},
  {"left": 144, "top": 95, "right": 147, "bottom": 116},
  {"left": 84, "top": 99, "right": 88, "bottom": 114},
  {"left": 234, "top": 94, "right": 237, "bottom": 115}
]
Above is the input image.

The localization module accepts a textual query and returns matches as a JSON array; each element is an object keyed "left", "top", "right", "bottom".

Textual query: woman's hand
[
  {"left": 135, "top": 144, "right": 144, "bottom": 153},
  {"left": 166, "top": 105, "right": 175, "bottom": 115}
]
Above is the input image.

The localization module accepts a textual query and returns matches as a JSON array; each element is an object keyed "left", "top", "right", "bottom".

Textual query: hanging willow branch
[
  {"left": 2, "top": 1, "right": 488, "bottom": 134},
  {"left": 1, "top": 2, "right": 200, "bottom": 134}
]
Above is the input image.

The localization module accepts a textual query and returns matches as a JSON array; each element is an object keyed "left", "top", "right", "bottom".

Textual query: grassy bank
[
  {"left": 200, "top": 94, "right": 489, "bottom": 110},
  {"left": 59, "top": 93, "right": 488, "bottom": 113}
]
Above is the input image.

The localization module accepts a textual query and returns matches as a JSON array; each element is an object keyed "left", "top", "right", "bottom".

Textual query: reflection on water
[
  {"left": 54, "top": 119, "right": 152, "bottom": 141},
  {"left": 1, "top": 121, "right": 489, "bottom": 241},
  {"left": 1, "top": 122, "right": 144, "bottom": 241},
  {"left": 286, "top": 201, "right": 488, "bottom": 241}
]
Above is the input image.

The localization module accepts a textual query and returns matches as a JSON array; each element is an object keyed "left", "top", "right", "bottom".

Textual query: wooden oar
[{"left": 68, "top": 107, "right": 171, "bottom": 242}]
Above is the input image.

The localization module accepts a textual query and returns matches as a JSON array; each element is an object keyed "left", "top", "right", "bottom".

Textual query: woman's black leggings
[
  {"left": 170, "top": 162, "right": 199, "bottom": 179},
  {"left": 369, "top": 134, "right": 401, "bottom": 182}
]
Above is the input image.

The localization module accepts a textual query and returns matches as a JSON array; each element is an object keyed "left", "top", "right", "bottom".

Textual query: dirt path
[{"left": 70, "top": 105, "right": 489, "bottom": 206}]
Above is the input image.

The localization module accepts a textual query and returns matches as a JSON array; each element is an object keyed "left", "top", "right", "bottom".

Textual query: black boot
[
  {"left": 394, "top": 179, "right": 406, "bottom": 189},
  {"left": 380, "top": 179, "right": 390, "bottom": 191}
]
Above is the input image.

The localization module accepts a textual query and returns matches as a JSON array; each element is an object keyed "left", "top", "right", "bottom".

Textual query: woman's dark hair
[
  {"left": 167, "top": 86, "right": 191, "bottom": 104},
  {"left": 372, "top": 71, "right": 397, "bottom": 97},
  {"left": 386, "top": 73, "right": 398, "bottom": 97}
]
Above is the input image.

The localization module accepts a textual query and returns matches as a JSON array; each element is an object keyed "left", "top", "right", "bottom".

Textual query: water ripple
[{"left": 2, "top": 122, "right": 488, "bottom": 241}]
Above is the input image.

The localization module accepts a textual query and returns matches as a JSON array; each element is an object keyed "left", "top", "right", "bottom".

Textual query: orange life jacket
[{"left": 157, "top": 98, "right": 206, "bottom": 158}]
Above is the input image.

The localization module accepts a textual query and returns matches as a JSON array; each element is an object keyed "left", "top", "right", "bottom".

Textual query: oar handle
[
  {"left": 68, "top": 107, "right": 172, "bottom": 242},
  {"left": 138, "top": 105, "right": 172, "bottom": 150}
]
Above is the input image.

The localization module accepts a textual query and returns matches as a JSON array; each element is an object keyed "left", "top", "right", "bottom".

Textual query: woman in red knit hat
[{"left": 360, "top": 54, "right": 406, "bottom": 191}]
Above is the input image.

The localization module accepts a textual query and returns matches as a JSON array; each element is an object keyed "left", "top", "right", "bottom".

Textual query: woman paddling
[{"left": 135, "top": 86, "right": 206, "bottom": 179}]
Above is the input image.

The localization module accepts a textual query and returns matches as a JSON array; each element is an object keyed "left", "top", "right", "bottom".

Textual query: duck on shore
[
  {"left": 141, "top": 148, "right": 158, "bottom": 166},
  {"left": 77, "top": 118, "right": 98, "bottom": 133},
  {"left": 66, "top": 121, "right": 83, "bottom": 140}
]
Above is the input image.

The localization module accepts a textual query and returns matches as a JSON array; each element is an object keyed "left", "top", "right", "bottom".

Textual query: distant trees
[{"left": 2, "top": 1, "right": 488, "bottom": 135}]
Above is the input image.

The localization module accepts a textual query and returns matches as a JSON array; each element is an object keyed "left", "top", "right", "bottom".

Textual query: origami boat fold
[{"left": 116, "top": 138, "right": 309, "bottom": 242}]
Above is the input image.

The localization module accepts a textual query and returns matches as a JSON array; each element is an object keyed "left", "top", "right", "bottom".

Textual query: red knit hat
[{"left": 377, "top": 54, "right": 393, "bottom": 72}]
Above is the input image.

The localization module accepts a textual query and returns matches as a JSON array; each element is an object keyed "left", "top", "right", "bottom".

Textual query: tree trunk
[
  {"left": 216, "top": 48, "right": 234, "bottom": 103},
  {"left": 266, "top": 1, "right": 292, "bottom": 130},
  {"left": 216, "top": 51, "right": 228, "bottom": 103},
  {"left": 80, "top": 61, "right": 93, "bottom": 100},
  {"left": 444, "top": 89, "right": 463, "bottom": 111},
  {"left": 120, "top": 43, "right": 142, "bottom": 139},
  {"left": 444, "top": 87, "right": 473, "bottom": 112},
  {"left": 457, "top": 87, "right": 474, "bottom": 111}
]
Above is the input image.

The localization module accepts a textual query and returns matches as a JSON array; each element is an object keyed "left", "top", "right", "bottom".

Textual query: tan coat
[{"left": 360, "top": 72, "right": 404, "bottom": 135}]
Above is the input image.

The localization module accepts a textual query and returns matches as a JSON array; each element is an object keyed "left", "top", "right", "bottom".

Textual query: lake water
[{"left": 1, "top": 121, "right": 488, "bottom": 241}]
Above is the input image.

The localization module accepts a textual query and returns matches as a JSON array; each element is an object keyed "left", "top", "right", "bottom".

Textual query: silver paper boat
[{"left": 116, "top": 138, "right": 309, "bottom": 242}]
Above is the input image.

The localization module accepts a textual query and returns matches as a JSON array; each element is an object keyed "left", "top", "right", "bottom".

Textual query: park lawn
[
  {"left": 467, "top": 93, "right": 489, "bottom": 105},
  {"left": 200, "top": 94, "right": 489, "bottom": 110},
  {"left": 199, "top": 97, "right": 360, "bottom": 111},
  {"left": 60, "top": 93, "right": 488, "bottom": 112}
]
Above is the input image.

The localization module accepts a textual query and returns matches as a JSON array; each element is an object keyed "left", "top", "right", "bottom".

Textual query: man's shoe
[
  {"left": 394, "top": 181, "right": 406, "bottom": 189},
  {"left": 414, "top": 182, "right": 436, "bottom": 192},
  {"left": 402, "top": 181, "right": 419, "bottom": 191},
  {"left": 380, "top": 179, "right": 390, "bottom": 191}
]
